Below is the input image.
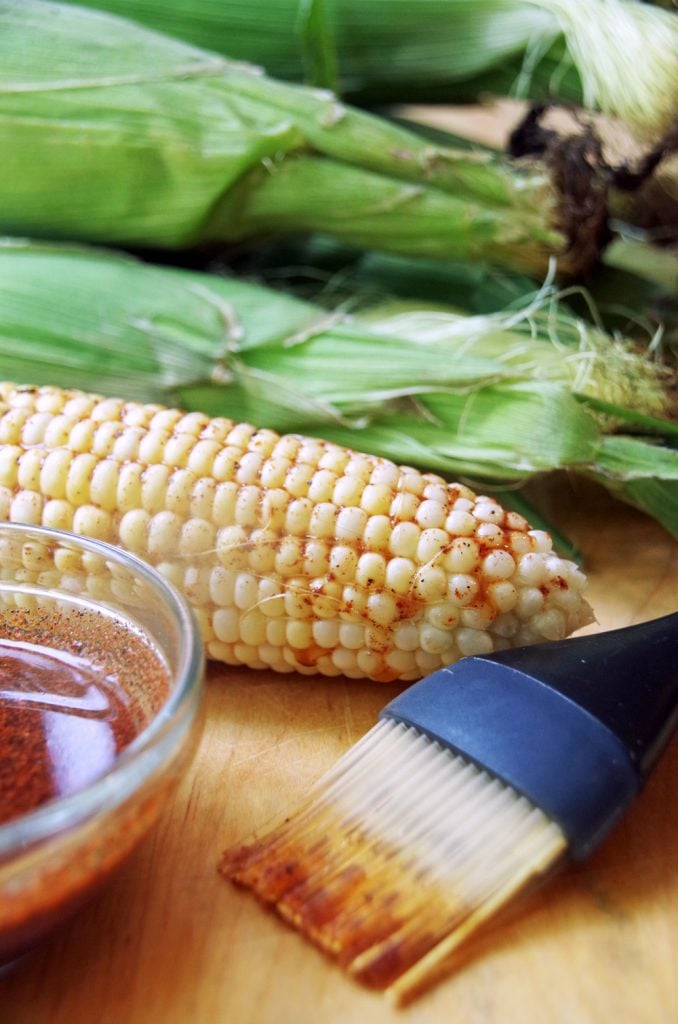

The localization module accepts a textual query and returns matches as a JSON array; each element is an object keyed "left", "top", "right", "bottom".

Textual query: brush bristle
[{"left": 220, "top": 718, "right": 568, "bottom": 1003}]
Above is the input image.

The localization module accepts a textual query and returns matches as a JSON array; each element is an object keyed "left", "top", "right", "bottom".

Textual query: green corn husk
[
  {"left": 0, "top": 1, "right": 621, "bottom": 280},
  {"left": 62, "top": 0, "right": 678, "bottom": 140},
  {"left": 226, "top": 233, "right": 678, "bottom": 350},
  {"left": 0, "top": 240, "right": 675, "bottom": 538}
]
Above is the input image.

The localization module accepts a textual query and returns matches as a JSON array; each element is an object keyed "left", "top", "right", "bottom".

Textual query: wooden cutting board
[{"left": 2, "top": 475, "right": 677, "bottom": 1024}]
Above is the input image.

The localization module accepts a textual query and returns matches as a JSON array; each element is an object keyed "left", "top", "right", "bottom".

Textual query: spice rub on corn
[{"left": 0, "top": 383, "right": 593, "bottom": 682}]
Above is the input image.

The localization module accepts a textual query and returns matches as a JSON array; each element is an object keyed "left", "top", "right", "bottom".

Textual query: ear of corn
[
  {"left": 59, "top": 0, "right": 678, "bottom": 140},
  {"left": 0, "top": 1, "right": 609, "bottom": 278},
  {"left": 0, "top": 381, "right": 594, "bottom": 682},
  {"left": 0, "top": 240, "right": 676, "bottom": 538}
]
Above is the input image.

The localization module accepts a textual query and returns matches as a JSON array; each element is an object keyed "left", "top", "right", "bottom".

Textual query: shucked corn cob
[{"left": 0, "top": 383, "right": 592, "bottom": 683}]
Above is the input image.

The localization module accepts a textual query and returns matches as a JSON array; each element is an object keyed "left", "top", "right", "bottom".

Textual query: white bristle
[{"left": 326, "top": 719, "right": 566, "bottom": 908}]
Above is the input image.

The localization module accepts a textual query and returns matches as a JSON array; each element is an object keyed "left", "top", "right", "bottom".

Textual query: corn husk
[
  {"left": 0, "top": 239, "right": 675, "bottom": 537},
  {"left": 61, "top": 0, "right": 678, "bottom": 139},
  {"left": 0, "top": 1, "right": 612, "bottom": 279}
]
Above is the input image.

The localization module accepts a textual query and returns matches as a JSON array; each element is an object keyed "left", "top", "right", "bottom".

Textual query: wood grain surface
[{"left": 2, "top": 475, "right": 676, "bottom": 1024}]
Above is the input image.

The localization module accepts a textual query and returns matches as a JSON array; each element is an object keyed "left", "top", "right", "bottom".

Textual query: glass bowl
[{"left": 0, "top": 522, "right": 204, "bottom": 965}]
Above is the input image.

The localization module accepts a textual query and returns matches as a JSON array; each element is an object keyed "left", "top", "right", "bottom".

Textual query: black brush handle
[
  {"left": 383, "top": 614, "right": 678, "bottom": 858},
  {"left": 487, "top": 613, "right": 678, "bottom": 778}
]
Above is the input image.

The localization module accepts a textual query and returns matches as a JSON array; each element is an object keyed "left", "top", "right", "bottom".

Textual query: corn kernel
[
  {"left": 444, "top": 537, "right": 479, "bottom": 573},
  {"left": 235, "top": 484, "right": 261, "bottom": 527},
  {"left": 265, "top": 618, "right": 287, "bottom": 647},
  {"left": 209, "top": 566, "right": 237, "bottom": 606},
  {"left": 213, "top": 607, "right": 240, "bottom": 644},
  {"left": 116, "top": 462, "right": 143, "bottom": 513},
  {"left": 212, "top": 447, "right": 241, "bottom": 482},
  {"left": 366, "top": 591, "right": 398, "bottom": 627},
  {"left": 92, "top": 421, "right": 121, "bottom": 458},
  {"left": 487, "top": 580, "right": 518, "bottom": 613},
  {"left": 260, "top": 456, "right": 290, "bottom": 489},
  {"left": 473, "top": 500, "right": 504, "bottom": 524},
  {"left": 356, "top": 650, "right": 384, "bottom": 678},
  {"left": 393, "top": 621, "right": 420, "bottom": 651},
  {"left": 533, "top": 608, "right": 567, "bottom": 641},
  {"left": 444, "top": 509, "right": 476, "bottom": 536},
  {"left": 516, "top": 586, "right": 545, "bottom": 619},
  {"left": 119, "top": 509, "right": 151, "bottom": 557},
  {"left": 332, "top": 475, "right": 364, "bottom": 507},
  {"left": 399, "top": 471, "right": 425, "bottom": 497},
  {"left": 313, "top": 619, "right": 340, "bottom": 648},
  {"left": 235, "top": 451, "right": 263, "bottom": 486},
  {"left": 217, "top": 525, "right": 249, "bottom": 570},
  {"left": 389, "top": 521, "right": 420, "bottom": 559},
  {"left": 42, "top": 499, "right": 74, "bottom": 533},
  {"left": 285, "top": 497, "right": 313, "bottom": 536},
  {"left": 308, "top": 501, "right": 337, "bottom": 539},
  {"left": 426, "top": 602, "right": 460, "bottom": 630},
  {"left": 285, "top": 462, "right": 314, "bottom": 498},
  {"left": 240, "top": 610, "right": 267, "bottom": 647},
  {"left": 184, "top": 438, "right": 220, "bottom": 477},
  {"left": 165, "top": 468, "right": 195, "bottom": 516},
  {"left": 284, "top": 584, "right": 313, "bottom": 620},
  {"left": 448, "top": 573, "right": 479, "bottom": 607},
  {"left": 18, "top": 449, "right": 44, "bottom": 491},
  {"left": 180, "top": 517, "right": 216, "bottom": 557},
  {"left": 369, "top": 461, "right": 399, "bottom": 488},
  {"left": 308, "top": 468, "right": 337, "bottom": 503},
  {"left": 529, "top": 530, "right": 553, "bottom": 553},
  {"left": 456, "top": 627, "right": 494, "bottom": 656},
  {"left": 89, "top": 458, "right": 120, "bottom": 511},
  {"left": 303, "top": 539, "right": 330, "bottom": 577},
  {"left": 360, "top": 483, "right": 392, "bottom": 516},
  {"left": 515, "top": 552, "right": 549, "bottom": 587},
  {"left": 420, "top": 624, "right": 453, "bottom": 655},
  {"left": 329, "top": 545, "right": 358, "bottom": 584},
  {"left": 213, "top": 481, "right": 238, "bottom": 526},
  {"left": 461, "top": 602, "right": 496, "bottom": 630},
  {"left": 287, "top": 619, "right": 313, "bottom": 650},
  {"left": 416, "top": 528, "right": 448, "bottom": 565},
  {"left": 385, "top": 556, "right": 415, "bottom": 595},
  {"left": 141, "top": 464, "right": 171, "bottom": 514},
  {"left": 390, "top": 491, "right": 419, "bottom": 521},
  {"left": 385, "top": 648, "right": 418, "bottom": 675},
  {"left": 341, "top": 584, "right": 367, "bottom": 619},
  {"left": 10, "top": 490, "right": 43, "bottom": 525},
  {"left": 72, "top": 504, "right": 113, "bottom": 542},
  {"left": 0, "top": 446, "right": 21, "bottom": 488},
  {"left": 111, "top": 427, "right": 143, "bottom": 463},
  {"left": 482, "top": 549, "right": 516, "bottom": 580},
  {"left": 183, "top": 566, "right": 211, "bottom": 606},
  {"left": 336, "top": 506, "right": 367, "bottom": 542},
  {"left": 22, "top": 412, "right": 53, "bottom": 446},
  {"left": 362, "top": 515, "right": 391, "bottom": 552},
  {"left": 415, "top": 499, "right": 446, "bottom": 530},
  {"left": 356, "top": 552, "right": 387, "bottom": 589},
  {"left": 189, "top": 477, "right": 216, "bottom": 519},
  {"left": 339, "top": 622, "right": 364, "bottom": 650},
  {"left": 413, "top": 565, "right": 447, "bottom": 602}
]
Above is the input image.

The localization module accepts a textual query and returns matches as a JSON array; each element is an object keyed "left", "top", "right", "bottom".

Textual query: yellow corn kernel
[{"left": 0, "top": 383, "right": 592, "bottom": 683}]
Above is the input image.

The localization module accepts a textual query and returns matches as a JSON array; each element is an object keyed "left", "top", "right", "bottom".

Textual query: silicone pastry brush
[{"left": 221, "top": 613, "right": 678, "bottom": 1004}]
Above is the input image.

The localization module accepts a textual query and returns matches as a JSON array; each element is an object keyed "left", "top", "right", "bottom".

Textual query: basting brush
[{"left": 221, "top": 613, "right": 678, "bottom": 1004}]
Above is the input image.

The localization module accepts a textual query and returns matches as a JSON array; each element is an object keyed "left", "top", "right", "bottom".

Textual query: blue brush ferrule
[{"left": 381, "top": 614, "right": 678, "bottom": 860}]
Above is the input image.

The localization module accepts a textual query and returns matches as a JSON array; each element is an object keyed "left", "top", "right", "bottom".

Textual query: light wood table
[{"left": 2, "top": 477, "right": 677, "bottom": 1024}]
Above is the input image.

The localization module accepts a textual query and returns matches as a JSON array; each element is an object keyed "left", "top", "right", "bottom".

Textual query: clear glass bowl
[{"left": 0, "top": 522, "right": 204, "bottom": 964}]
